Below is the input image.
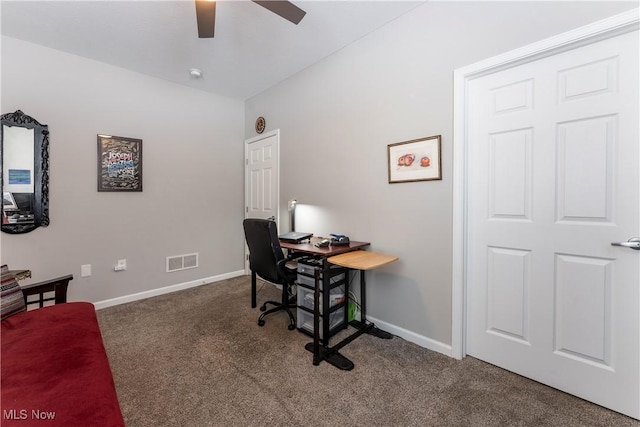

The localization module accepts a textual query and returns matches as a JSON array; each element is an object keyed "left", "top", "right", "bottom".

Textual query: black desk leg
[
  {"left": 349, "top": 269, "right": 393, "bottom": 340},
  {"left": 251, "top": 271, "right": 257, "bottom": 308},
  {"left": 307, "top": 263, "right": 355, "bottom": 370},
  {"left": 312, "top": 268, "right": 320, "bottom": 364}
]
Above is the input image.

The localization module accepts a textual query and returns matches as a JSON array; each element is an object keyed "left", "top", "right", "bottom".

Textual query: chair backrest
[{"left": 243, "top": 218, "right": 286, "bottom": 284}]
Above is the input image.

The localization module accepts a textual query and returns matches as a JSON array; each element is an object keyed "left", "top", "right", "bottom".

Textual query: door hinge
[{"left": 245, "top": 206, "right": 248, "bottom": 213}]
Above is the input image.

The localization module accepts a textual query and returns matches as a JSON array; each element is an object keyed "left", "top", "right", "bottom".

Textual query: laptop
[{"left": 278, "top": 231, "right": 313, "bottom": 243}]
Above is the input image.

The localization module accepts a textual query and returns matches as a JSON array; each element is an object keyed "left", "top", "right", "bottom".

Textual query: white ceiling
[{"left": 1, "top": 1, "right": 425, "bottom": 99}]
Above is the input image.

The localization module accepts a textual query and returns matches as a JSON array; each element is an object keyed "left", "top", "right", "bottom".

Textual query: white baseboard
[
  {"left": 367, "top": 315, "right": 453, "bottom": 358},
  {"left": 93, "top": 270, "right": 246, "bottom": 310}
]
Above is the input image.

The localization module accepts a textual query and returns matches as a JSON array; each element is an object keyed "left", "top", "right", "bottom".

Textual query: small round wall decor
[{"left": 255, "top": 116, "right": 266, "bottom": 134}]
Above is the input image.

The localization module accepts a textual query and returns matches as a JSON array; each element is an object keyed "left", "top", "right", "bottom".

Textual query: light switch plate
[{"left": 81, "top": 264, "right": 91, "bottom": 277}]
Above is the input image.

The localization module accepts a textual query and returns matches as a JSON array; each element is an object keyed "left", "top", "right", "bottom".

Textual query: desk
[
  {"left": 249, "top": 238, "right": 369, "bottom": 309},
  {"left": 280, "top": 237, "right": 370, "bottom": 257},
  {"left": 328, "top": 251, "right": 399, "bottom": 340},
  {"left": 281, "top": 237, "right": 398, "bottom": 370},
  {"left": 328, "top": 251, "right": 399, "bottom": 271}
]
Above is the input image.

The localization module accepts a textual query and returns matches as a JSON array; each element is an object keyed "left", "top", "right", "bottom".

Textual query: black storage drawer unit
[{"left": 296, "top": 258, "right": 348, "bottom": 343}]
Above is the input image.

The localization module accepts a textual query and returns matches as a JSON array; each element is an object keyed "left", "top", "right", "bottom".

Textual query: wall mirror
[{"left": 1, "top": 110, "right": 49, "bottom": 234}]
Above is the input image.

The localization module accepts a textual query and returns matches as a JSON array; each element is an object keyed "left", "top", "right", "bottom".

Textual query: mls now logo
[{"left": 4, "top": 409, "right": 56, "bottom": 420}]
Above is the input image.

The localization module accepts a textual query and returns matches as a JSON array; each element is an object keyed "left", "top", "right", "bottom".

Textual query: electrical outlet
[
  {"left": 81, "top": 264, "right": 91, "bottom": 277},
  {"left": 114, "top": 259, "right": 127, "bottom": 271}
]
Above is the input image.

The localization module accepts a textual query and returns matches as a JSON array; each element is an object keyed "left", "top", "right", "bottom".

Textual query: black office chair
[{"left": 243, "top": 218, "right": 297, "bottom": 330}]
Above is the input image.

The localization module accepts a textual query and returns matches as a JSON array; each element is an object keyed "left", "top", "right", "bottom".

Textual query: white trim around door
[
  {"left": 244, "top": 129, "right": 281, "bottom": 274},
  {"left": 451, "top": 8, "right": 639, "bottom": 360}
]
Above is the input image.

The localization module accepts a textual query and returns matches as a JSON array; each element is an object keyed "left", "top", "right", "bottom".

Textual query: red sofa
[{"left": 1, "top": 302, "right": 125, "bottom": 426}]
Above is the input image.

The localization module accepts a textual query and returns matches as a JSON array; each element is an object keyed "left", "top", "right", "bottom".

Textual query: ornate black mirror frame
[{"left": 1, "top": 110, "right": 50, "bottom": 234}]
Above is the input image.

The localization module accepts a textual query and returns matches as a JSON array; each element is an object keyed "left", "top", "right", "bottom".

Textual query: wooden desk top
[
  {"left": 280, "top": 237, "right": 370, "bottom": 257},
  {"left": 328, "top": 251, "right": 399, "bottom": 271}
]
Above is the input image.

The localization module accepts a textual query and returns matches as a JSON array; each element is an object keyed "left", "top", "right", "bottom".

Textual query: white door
[
  {"left": 466, "top": 30, "right": 639, "bottom": 418},
  {"left": 244, "top": 130, "right": 280, "bottom": 270}
]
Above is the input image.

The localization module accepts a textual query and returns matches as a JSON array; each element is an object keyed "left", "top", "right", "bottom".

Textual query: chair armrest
[
  {"left": 21, "top": 274, "right": 74, "bottom": 308},
  {"left": 276, "top": 259, "right": 297, "bottom": 280}
]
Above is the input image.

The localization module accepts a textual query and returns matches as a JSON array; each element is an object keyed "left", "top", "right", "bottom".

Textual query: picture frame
[
  {"left": 97, "top": 134, "right": 143, "bottom": 192},
  {"left": 8, "top": 169, "right": 32, "bottom": 185},
  {"left": 387, "top": 135, "right": 442, "bottom": 183}
]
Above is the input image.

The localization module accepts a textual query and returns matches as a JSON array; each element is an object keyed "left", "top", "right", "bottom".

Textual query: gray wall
[
  {"left": 244, "top": 1, "right": 635, "bottom": 350},
  {"left": 1, "top": 37, "right": 245, "bottom": 303}
]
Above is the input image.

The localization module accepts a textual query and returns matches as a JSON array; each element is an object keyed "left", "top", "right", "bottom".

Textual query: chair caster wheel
[
  {"left": 288, "top": 324, "right": 296, "bottom": 331},
  {"left": 258, "top": 319, "right": 265, "bottom": 327}
]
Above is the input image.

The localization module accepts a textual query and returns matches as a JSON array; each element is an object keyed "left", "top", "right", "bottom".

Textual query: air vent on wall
[{"left": 166, "top": 253, "right": 199, "bottom": 272}]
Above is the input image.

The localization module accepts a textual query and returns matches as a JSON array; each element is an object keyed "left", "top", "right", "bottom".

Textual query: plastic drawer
[
  {"left": 296, "top": 272, "right": 345, "bottom": 291},
  {"left": 297, "top": 307, "right": 346, "bottom": 340},
  {"left": 297, "top": 262, "right": 345, "bottom": 276},
  {"left": 297, "top": 285, "right": 345, "bottom": 312}
]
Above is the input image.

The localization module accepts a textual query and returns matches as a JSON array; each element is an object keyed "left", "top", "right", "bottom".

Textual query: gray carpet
[{"left": 97, "top": 276, "right": 638, "bottom": 427}]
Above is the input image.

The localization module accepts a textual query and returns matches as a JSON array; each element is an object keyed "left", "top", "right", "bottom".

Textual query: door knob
[{"left": 611, "top": 237, "right": 640, "bottom": 250}]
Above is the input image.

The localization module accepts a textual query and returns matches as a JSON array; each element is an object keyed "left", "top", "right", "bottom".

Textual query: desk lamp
[{"left": 288, "top": 199, "right": 297, "bottom": 231}]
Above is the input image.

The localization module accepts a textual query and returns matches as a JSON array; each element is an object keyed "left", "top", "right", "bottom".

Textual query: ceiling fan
[{"left": 195, "top": 0, "right": 306, "bottom": 38}]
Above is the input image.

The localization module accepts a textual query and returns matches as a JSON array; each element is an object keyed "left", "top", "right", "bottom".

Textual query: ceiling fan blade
[
  {"left": 252, "top": 1, "right": 306, "bottom": 25},
  {"left": 195, "top": 0, "right": 216, "bottom": 38}
]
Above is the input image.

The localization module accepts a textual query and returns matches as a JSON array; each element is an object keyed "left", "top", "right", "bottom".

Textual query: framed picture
[
  {"left": 8, "top": 169, "right": 31, "bottom": 185},
  {"left": 387, "top": 135, "right": 442, "bottom": 183},
  {"left": 97, "top": 134, "right": 143, "bottom": 192}
]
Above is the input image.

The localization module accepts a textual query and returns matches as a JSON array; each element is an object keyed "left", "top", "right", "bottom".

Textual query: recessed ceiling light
[{"left": 189, "top": 68, "right": 203, "bottom": 78}]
